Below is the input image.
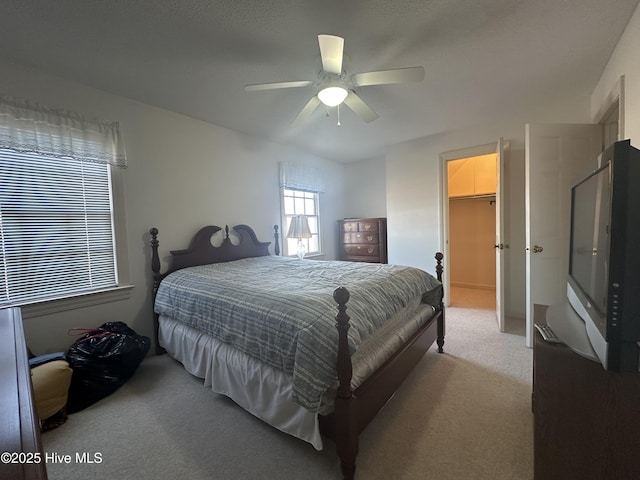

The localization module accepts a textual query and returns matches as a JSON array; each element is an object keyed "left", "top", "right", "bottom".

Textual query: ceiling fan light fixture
[{"left": 318, "top": 86, "right": 348, "bottom": 107}]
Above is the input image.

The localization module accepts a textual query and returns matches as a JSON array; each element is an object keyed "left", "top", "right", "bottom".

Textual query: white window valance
[
  {"left": 0, "top": 95, "right": 127, "bottom": 168},
  {"left": 279, "top": 162, "right": 326, "bottom": 193}
]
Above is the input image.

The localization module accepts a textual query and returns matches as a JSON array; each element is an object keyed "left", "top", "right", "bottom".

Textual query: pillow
[
  {"left": 29, "top": 351, "right": 65, "bottom": 368},
  {"left": 31, "top": 360, "right": 73, "bottom": 421}
]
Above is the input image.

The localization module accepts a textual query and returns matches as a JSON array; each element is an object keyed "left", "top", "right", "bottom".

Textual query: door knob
[{"left": 531, "top": 245, "right": 543, "bottom": 253}]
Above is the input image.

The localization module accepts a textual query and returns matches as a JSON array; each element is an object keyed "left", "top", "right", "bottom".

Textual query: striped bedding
[{"left": 154, "top": 255, "right": 442, "bottom": 412}]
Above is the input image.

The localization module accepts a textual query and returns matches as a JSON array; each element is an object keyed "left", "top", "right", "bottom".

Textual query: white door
[
  {"left": 495, "top": 138, "right": 506, "bottom": 331},
  {"left": 525, "top": 123, "right": 602, "bottom": 347}
]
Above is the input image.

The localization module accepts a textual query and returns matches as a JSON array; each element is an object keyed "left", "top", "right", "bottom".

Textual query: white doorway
[{"left": 440, "top": 139, "right": 507, "bottom": 330}]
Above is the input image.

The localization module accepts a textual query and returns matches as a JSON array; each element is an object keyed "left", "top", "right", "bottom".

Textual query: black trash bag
[{"left": 65, "top": 321, "right": 150, "bottom": 413}]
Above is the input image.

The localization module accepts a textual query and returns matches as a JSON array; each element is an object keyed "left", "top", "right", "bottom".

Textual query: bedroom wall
[
  {"left": 342, "top": 156, "right": 387, "bottom": 219},
  {"left": 0, "top": 59, "right": 345, "bottom": 354},
  {"left": 591, "top": 2, "right": 640, "bottom": 141}
]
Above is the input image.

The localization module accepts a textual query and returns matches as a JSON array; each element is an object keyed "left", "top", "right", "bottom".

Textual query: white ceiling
[{"left": 0, "top": 0, "right": 638, "bottom": 162}]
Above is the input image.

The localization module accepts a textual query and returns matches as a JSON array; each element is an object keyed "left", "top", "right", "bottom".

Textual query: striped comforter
[{"left": 154, "top": 255, "right": 442, "bottom": 412}]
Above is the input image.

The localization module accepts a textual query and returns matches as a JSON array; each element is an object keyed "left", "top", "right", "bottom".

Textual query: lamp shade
[{"left": 287, "top": 215, "right": 312, "bottom": 239}]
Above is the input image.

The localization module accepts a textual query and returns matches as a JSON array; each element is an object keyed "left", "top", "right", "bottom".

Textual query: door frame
[
  {"left": 592, "top": 74, "right": 624, "bottom": 145},
  {"left": 439, "top": 140, "right": 506, "bottom": 310}
]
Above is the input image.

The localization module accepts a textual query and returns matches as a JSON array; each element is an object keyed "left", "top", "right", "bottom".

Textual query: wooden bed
[{"left": 149, "top": 224, "right": 445, "bottom": 480}]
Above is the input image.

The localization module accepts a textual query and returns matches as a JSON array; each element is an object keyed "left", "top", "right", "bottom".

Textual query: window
[
  {"left": 282, "top": 188, "right": 320, "bottom": 256},
  {"left": 278, "top": 162, "right": 326, "bottom": 257},
  {"left": 0, "top": 151, "right": 117, "bottom": 306},
  {"left": 0, "top": 95, "right": 129, "bottom": 310}
]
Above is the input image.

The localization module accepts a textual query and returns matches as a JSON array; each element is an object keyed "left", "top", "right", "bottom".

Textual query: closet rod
[{"left": 449, "top": 193, "right": 496, "bottom": 200}]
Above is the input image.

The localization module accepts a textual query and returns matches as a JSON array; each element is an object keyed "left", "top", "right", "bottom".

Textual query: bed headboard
[
  {"left": 149, "top": 224, "right": 277, "bottom": 355},
  {"left": 149, "top": 224, "right": 275, "bottom": 288}
]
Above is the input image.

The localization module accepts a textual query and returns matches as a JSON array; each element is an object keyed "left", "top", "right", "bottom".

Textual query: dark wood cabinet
[
  {"left": 338, "top": 218, "right": 387, "bottom": 263},
  {"left": 533, "top": 304, "right": 640, "bottom": 480},
  {"left": 0, "top": 307, "right": 48, "bottom": 480}
]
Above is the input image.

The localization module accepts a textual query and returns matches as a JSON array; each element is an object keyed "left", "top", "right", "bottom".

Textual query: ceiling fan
[{"left": 244, "top": 34, "right": 425, "bottom": 125}]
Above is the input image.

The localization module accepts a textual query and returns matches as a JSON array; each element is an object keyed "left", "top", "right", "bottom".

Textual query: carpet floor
[{"left": 42, "top": 290, "right": 533, "bottom": 479}]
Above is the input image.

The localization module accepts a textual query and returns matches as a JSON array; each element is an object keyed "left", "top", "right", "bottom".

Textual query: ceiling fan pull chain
[{"left": 337, "top": 104, "right": 341, "bottom": 126}]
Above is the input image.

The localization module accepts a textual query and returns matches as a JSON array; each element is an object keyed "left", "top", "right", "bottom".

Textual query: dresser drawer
[
  {"left": 341, "top": 221, "right": 359, "bottom": 233},
  {"left": 342, "top": 244, "right": 380, "bottom": 257},
  {"left": 340, "top": 220, "right": 380, "bottom": 233},
  {"left": 358, "top": 221, "right": 379, "bottom": 233},
  {"left": 343, "top": 232, "right": 379, "bottom": 244},
  {"left": 342, "top": 255, "right": 381, "bottom": 263}
]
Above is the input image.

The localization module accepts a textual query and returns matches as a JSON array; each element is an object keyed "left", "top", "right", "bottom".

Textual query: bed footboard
[
  {"left": 435, "top": 252, "right": 445, "bottom": 353},
  {"left": 333, "top": 287, "right": 358, "bottom": 479},
  {"left": 328, "top": 252, "right": 445, "bottom": 480}
]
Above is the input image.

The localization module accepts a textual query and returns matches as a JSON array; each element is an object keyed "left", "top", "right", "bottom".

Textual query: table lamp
[{"left": 286, "top": 215, "right": 312, "bottom": 260}]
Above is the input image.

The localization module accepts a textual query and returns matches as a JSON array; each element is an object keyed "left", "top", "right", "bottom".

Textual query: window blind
[
  {"left": 279, "top": 162, "right": 326, "bottom": 193},
  {"left": 0, "top": 149, "right": 117, "bottom": 306}
]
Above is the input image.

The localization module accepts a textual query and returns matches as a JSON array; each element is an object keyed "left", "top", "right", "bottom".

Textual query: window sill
[
  {"left": 18, "top": 285, "right": 134, "bottom": 319},
  {"left": 285, "top": 253, "right": 326, "bottom": 260}
]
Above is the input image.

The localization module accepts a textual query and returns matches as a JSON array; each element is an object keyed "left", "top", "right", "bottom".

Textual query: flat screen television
[{"left": 566, "top": 139, "right": 640, "bottom": 372}]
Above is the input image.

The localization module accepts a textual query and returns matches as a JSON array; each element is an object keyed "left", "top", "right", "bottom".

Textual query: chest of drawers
[{"left": 338, "top": 218, "right": 387, "bottom": 263}]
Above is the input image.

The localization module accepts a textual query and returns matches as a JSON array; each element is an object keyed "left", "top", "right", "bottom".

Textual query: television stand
[{"left": 533, "top": 304, "right": 640, "bottom": 480}]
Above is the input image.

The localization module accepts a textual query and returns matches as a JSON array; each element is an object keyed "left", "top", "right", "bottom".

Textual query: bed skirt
[{"left": 158, "top": 302, "right": 436, "bottom": 451}]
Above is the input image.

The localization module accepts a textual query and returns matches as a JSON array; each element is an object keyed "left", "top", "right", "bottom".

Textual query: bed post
[
  {"left": 273, "top": 225, "right": 280, "bottom": 256},
  {"left": 435, "top": 252, "right": 445, "bottom": 353},
  {"left": 333, "top": 286, "right": 358, "bottom": 480},
  {"left": 149, "top": 227, "right": 165, "bottom": 355}
]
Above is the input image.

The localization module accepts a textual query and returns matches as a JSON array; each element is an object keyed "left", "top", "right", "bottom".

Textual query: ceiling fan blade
[
  {"left": 343, "top": 91, "right": 379, "bottom": 123},
  {"left": 353, "top": 66, "right": 425, "bottom": 86},
  {"left": 291, "top": 96, "right": 322, "bottom": 126},
  {"left": 245, "top": 80, "right": 314, "bottom": 92},
  {"left": 318, "top": 34, "right": 344, "bottom": 75}
]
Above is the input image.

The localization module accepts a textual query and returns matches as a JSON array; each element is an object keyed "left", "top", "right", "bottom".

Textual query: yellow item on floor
[{"left": 31, "top": 360, "right": 73, "bottom": 420}]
